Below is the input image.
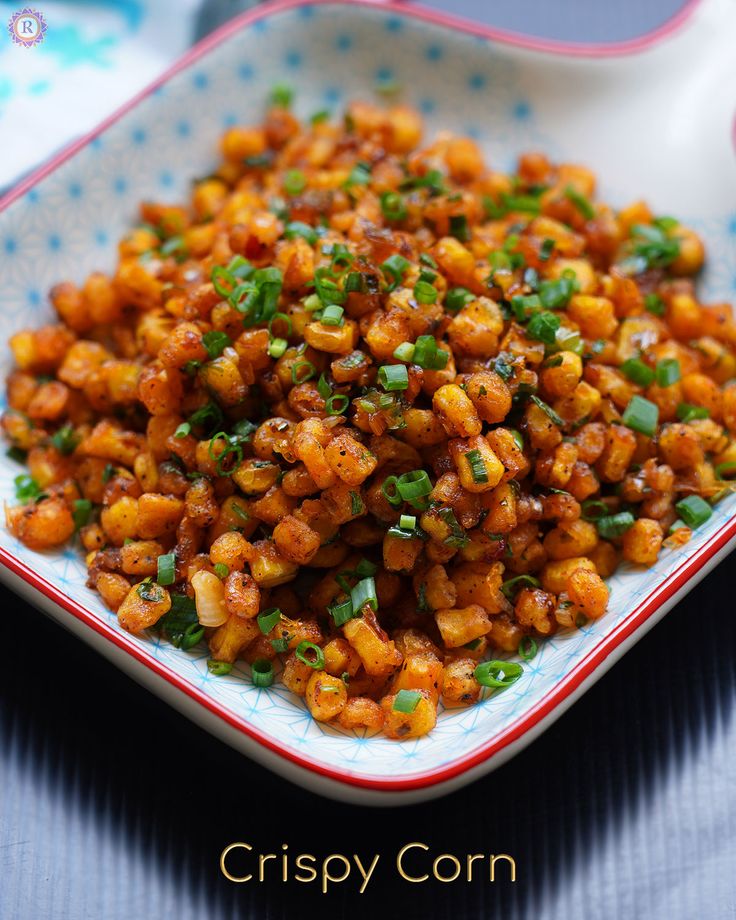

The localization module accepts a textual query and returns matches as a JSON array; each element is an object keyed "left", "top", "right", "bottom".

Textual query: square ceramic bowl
[{"left": 1, "top": 0, "right": 735, "bottom": 805}]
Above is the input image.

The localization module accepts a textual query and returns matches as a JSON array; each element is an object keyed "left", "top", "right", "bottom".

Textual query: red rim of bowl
[{"left": 0, "top": 0, "right": 718, "bottom": 794}]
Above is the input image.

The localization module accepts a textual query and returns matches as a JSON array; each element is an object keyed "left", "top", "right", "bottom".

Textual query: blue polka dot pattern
[{"left": 0, "top": 1, "right": 733, "bottom": 793}]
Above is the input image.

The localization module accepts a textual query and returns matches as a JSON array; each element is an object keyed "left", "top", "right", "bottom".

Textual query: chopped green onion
[
  {"left": 675, "top": 494, "right": 712, "bottom": 528},
  {"left": 329, "top": 599, "right": 355, "bottom": 627},
  {"left": 538, "top": 276, "right": 576, "bottom": 309},
  {"left": 381, "top": 475, "right": 402, "bottom": 507},
  {"left": 413, "top": 280, "right": 437, "bottom": 304},
  {"left": 51, "top": 423, "right": 79, "bottom": 456},
  {"left": 393, "top": 342, "right": 415, "bottom": 362},
  {"left": 251, "top": 658, "right": 274, "bottom": 687},
  {"left": 291, "top": 360, "right": 316, "bottom": 384},
  {"left": 14, "top": 474, "right": 42, "bottom": 504},
  {"left": 630, "top": 223, "right": 680, "bottom": 270},
  {"left": 258, "top": 607, "right": 282, "bottom": 635},
  {"left": 325, "top": 394, "right": 349, "bottom": 415},
  {"left": 380, "top": 191, "right": 407, "bottom": 222},
  {"left": 350, "top": 491, "right": 364, "bottom": 516},
  {"left": 622, "top": 395, "right": 659, "bottom": 437},
  {"left": 540, "top": 238, "right": 556, "bottom": 261},
  {"left": 412, "top": 335, "right": 449, "bottom": 370},
  {"left": 399, "top": 514, "right": 417, "bottom": 530},
  {"left": 270, "top": 637, "right": 290, "bottom": 654},
  {"left": 465, "top": 449, "right": 488, "bottom": 484},
  {"left": 393, "top": 689, "right": 421, "bottom": 713},
  {"left": 511, "top": 294, "right": 541, "bottom": 321},
  {"left": 554, "top": 327, "right": 583, "bottom": 356},
  {"left": 645, "top": 293, "right": 665, "bottom": 316},
  {"left": 500, "top": 575, "right": 540, "bottom": 601},
  {"left": 518, "top": 637, "right": 538, "bottom": 661},
  {"left": 270, "top": 83, "right": 293, "bottom": 108},
  {"left": 676, "top": 402, "right": 709, "bottom": 422},
  {"left": 449, "top": 214, "right": 470, "bottom": 242},
  {"left": 268, "top": 337, "right": 288, "bottom": 358},
  {"left": 350, "top": 576, "right": 378, "bottom": 613},
  {"left": 715, "top": 462, "right": 736, "bottom": 480},
  {"left": 295, "top": 640, "right": 325, "bottom": 670},
  {"left": 620, "top": 358, "right": 655, "bottom": 387},
  {"left": 214, "top": 563, "right": 229, "bottom": 579},
  {"left": 564, "top": 185, "right": 595, "bottom": 220},
  {"left": 303, "top": 293, "right": 322, "bottom": 311},
  {"left": 596, "top": 511, "right": 635, "bottom": 539},
  {"left": 355, "top": 558, "right": 377, "bottom": 577},
  {"left": 320, "top": 304, "right": 344, "bottom": 326},
  {"left": 581, "top": 499, "right": 609, "bottom": 521},
  {"left": 317, "top": 374, "right": 332, "bottom": 400},
  {"left": 655, "top": 359, "right": 681, "bottom": 387},
  {"left": 137, "top": 579, "right": 165, "bottom": 603},
  {"left": 378, "top": 364, "right": 409, "bottom": 391},
  {"left": 157, "top": 553, "right": 176, "bottom": 586},
  {"left": 6, "top": 446, "right": 26, "bottom": 464},
  {"left": 396, "top": 469, "right": 432, "bottom": 506},
  {"left": 343, "top": 161, "right": 372, "bottom": 189},
  {"left": 445, "top": 287, "right": 474, "bottom": 312},
  {"left": 174, "top": 422, "right": 191, "bottom": 439},
  {"left": 381, "top": 254, "right": 410, "bottom": 289},
  {"left": 207, "top": 659, "right": 233, "bottom": 676},
  {"left": 526, "top": 310, "right": 561, "bottom": 345},
  {"left": 474, "top": 660, "right": 524, "bottom": 689},
  {"left": 530, "top": 395, "right": 564, "bottom": 427},
  {"left": 202, "top": 330, "right": 231, "bottom": 359},
  {"left": 72, "top": 498, "right": 92, "bottom": 531},
  {"left": 283, "top": 169, "right": 306, "bottom": 196},
  {"left": 284, "top": 221, "right": 318, "bottom": 245}
]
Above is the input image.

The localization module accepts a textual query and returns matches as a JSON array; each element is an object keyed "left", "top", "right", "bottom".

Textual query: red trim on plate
[{"left": 0, "top": 0, "right": 723, "bottom": 792}]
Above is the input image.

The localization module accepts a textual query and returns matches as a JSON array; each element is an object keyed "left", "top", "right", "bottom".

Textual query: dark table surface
[{"left": 5, "top": 2, "right": 736, "bottom": 919}]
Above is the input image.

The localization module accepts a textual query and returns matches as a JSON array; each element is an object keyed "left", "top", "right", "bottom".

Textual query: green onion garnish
[
  {"left": 381, "top": 475, "right": 402, "bottom": 507},
  {"left": 675, "top": 494, "right": 712, "bottom": 528},
  {"left": 51, "top": 423, "right": 79, "bottom": 456},
  {"left": 715, "top": 462, "right": 736, "bottom": 480},
  {"left": 202, "top": 330, "right": 231, "bottom": 359},
  {"left": 538, "top": 276, "right": 576, "bottom": 309},
  {"left": 174, "top": 422, "right": 191, "bottom": 439},
  {"left": 351, "top": 576, "right": 378, "bottom": 613},
  {"left": 295, "top": 640, "right": 325, "bottom": 670},
  {"left": 564, "top": 185, "right": 595, "bottom": 220},
  {"left": 72, "top": 498, "right": 92, "bottom": 531},
  {"left": 157, "top": 553, "right": 176, "bottom": 586},
  {"left": 381, "top": 254, "right": 410, "bottom": 290},
  {"left": 655, "top": 359, "right": 681, "bottom": 387},
  {"left": 214, "top": 563, "right": 229, "bottom": 579},
  {"left": 208, "top": 660, "right": 233, "bottom": 676},
  {"left": 645, "top": 293, "right": 665, "bottom": 315},
  {"left": 291, "top": 360, "right": 316, "bottom": 384},
  {"left": 329, "top": 599, "right": 355, "bottom": 627},
  {"left": 258, "top": 607, "right": 282, "bottom": 635},
  {"left": 518, "top": 637, "right": 538, "bottom": 661},
  {"left": 396, "top": 469, "right": 432, "bottom": 506},
  {"left": 530, "top": 395, "right": 564, "bottom": 427},
  {"left": 581, "top": 499, "right": 609, "bottom": 521},
  {"left": 465, "top": 449, "right": 488, "bottom": 484},
  {"left": 445, "top": 287, "right": 474, "bottom": 312},
  {"left": 526, "top": 310, "right": 561, "bottom": 345},
  {"left": 326, "top": 394, "right": 349, "bottom": 415},
  {"left": 500, "top": 575, "right": 540, "bottom": 601},
  {"left": 320, "top": 304, "right": 344, "bottom": 326},
  {"left": 380, "top": 191, "right": 407, "bottom": 222},
  {"left": 283, "top": 169, "right": 306, "bottom": 196},
  {"left": 413, "top": 280, "right": 437, "bottom": 304},
  {"left": 393, "top": 689, "right": 421, "bottom": 713},
  {"left": 251, "top": 658, "right": 274, "bottom": 687},
  {"left": 676, "top": 402, "right": 709, "bottom": 422},
  {"left": 378, "top": 364, "right": 409, "bottom": 391},
  {"left": 620, "top": 358, "right": 655, "bottom": 387},
  {"left": 14, "top": 474, "right": 42, "bottom": 504},
  {"left": 449, "top": 214, "right": 470, "bottom": 242},
  {"left": 622, "top": 395, "right": 659, "bottom": 437},
  {"left": 284, "top": 221, "right": 318, "bottom": 246},
  {"left": 270, "top": 83, "right": 293, "bottom": 108},
  {"left": 412, "top": 335, "right": 449, "bottom": 370},
  {"left": 596, "top": 511, "right": 635, "bottom": 539},
  {"left": 393, "top": 342, "right": 415, "bottom": 362},
  {"left": 268, "top": 338, "right": 288, "bottom": 358},
  {"left": 474, "top": 660, "right": 524, "bottom": 689}
]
